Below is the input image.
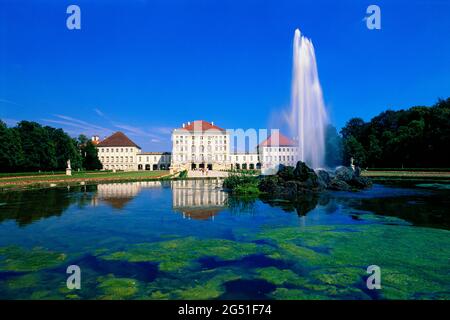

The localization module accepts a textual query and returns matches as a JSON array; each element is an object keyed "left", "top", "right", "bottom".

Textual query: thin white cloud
[
  {"left": 93, "top": 108, "right": 104, "bottom": 117},
  {"left": 0, "top": 98, "right": 21, "bottom": 107}
]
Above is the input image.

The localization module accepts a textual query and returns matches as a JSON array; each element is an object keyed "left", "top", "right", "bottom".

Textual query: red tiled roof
[
  {"left": 97, "top": 132, "right": 141, "bottom": 149},
  {"left": 177, "top": 120, "right": 225, "bottom": 132},
  {"left": 259, "top": 132, "right": 296, "bottom": 147}
]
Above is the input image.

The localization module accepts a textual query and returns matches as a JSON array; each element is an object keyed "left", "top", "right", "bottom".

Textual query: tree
[
  {"left": 324, "top": 124, "right": 343, "bottom": 168},
  {"left": 46, "top": 127, "right": 82, "bottom": 170},
  {"left": 80, "top": 140, "right": 102, "bottom": 170},
  {"left": 340, "top": 97, "right": 450, "bottom": 168},
  {"left": 343, "top": 135, "right": 366, "bottom": 167},
  {"left": 0, "top": 120, "right": 24, "bottom": 172},
  {"left": 16, "top": 121, "right": 57, "bottom": 171}
]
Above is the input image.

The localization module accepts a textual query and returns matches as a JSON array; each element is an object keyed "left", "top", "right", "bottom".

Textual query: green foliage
[
  {"left": 324, "top": 124, "right": 343, "bottom": 167},
  {"left": 16, "top": 121, "right": 57, "bottom": 171},
  {"left": 0, "top": 120, "right": 96, "bottom": 172},
  {"left": 80, "top": 140, "right": 102, "bottom": 170},
  {"left": 0, "top": 121, "right": 24, "bottom": 171},
  {"left": 343, "top": 135, "right": 366, "bottom": 166},
  {"left": 341, "top": 98, "right": 450, "bottom": 168},
  {"left": 223, "top": 172, "right": 259, "bottom": 195},
  {"left": 178, "top": 170, "right": 188, "bottom": 179}
]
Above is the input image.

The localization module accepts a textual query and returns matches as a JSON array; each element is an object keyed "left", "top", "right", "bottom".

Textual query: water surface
[{"left": 0, "top": 180, "right": 449, "bottom": 300}]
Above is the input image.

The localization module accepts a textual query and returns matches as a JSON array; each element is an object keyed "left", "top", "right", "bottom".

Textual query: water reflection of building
[
  {"left": 92, "top": 181, "right": 164, "bottom": 209},
  {"left": 171, "top": 180, "right": 227, "bottom": 220}
]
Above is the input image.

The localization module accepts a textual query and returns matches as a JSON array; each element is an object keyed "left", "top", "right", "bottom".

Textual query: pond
[{"left": 0, "top": 179, "right": 449, "bottom": 300}]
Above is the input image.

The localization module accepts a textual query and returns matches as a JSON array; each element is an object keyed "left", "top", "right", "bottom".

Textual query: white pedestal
[{"left": 66, "top": 168, "right": 72, "bottom": 176}]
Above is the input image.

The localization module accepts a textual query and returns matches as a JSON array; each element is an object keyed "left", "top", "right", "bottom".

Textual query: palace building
[
  {"left": 96, "top": 120, "right": 298, "bottom": 173},
  {"left": 171, "top": 120, "right": 230, "bottom": 172}
]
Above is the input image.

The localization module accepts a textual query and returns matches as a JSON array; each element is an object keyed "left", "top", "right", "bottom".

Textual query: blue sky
[{"left": 1, "top": 0, "right": 449, "bottom": 151}]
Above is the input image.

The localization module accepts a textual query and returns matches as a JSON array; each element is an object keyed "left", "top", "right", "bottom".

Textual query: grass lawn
[
  {"left": 362, "top": 170, "right": 450, "bottom": 179},
  {"left": 0, "top": 170, "right": 171, "bottom": 190}
]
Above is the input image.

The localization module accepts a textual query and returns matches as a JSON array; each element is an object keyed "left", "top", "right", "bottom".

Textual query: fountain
[{"left": 289, "top": 28, "right": 328, "bottom": 169}]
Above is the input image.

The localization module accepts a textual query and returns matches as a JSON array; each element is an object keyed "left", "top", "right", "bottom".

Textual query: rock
[
  {"left": 354, "top": 166, "right": 362, "bottom": 177},
  {"left": 277, "top": 165, "right": 296, "bottom": 181},
  {"left": 349, "top": 176, "right": 372, "bottom": 189},
  {"left": 328, "top": 178, "right": 351, "bottom": 191},
  {"left": 293, "top": 161, "right": 315, "bottom": 181},
  {"left": 316, "top": 169, "right": 331, "bottom": 189},
  {"left": 335, "top": 166, "right": 354, "bottom": 182},
  {"left": 258, "top": 175, "right": 282, "bottom": 194}
]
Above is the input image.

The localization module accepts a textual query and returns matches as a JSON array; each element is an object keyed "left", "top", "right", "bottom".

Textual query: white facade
[
  {"left": 260, "top": 146, "right": 298, "bottom": 171},
  {"left": 137, "top": 152, "right": 171, "bottom": 170},
  {"left": 98, "top": 146, "right": 141, "bottom": 171},
  {"left": 171, "top": 120, "right": 231, "bottom": 172},
  {"left": 229, "top": 153, "right": 260, "bottom": 170},
  {"left": 96, "top": 122, "right": 298, "bottom": 173}
]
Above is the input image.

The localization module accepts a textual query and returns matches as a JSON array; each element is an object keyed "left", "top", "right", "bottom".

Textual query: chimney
[
  {"left": 182, "top": 123, "right": 185, "bottom": 128},
  {"left": 188, "top": 121, "right": 191, "bottom": 126},
  {"left": 211, "top": 121, "right": 214, "bottom": 126}
]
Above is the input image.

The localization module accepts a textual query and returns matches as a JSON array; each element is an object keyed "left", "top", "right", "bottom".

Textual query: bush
[
  {"left": 178, "top": 170, "right": 188, "bottom": 179},
  {"left": 223, "top": 172, "right": 260, "bottom": 195},
  {"left": 233, "top": 183, "right": 260, "bottom": 196}
]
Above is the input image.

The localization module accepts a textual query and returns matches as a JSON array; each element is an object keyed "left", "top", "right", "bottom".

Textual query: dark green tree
[
  {"left": 343, "top": 135, "right": 366, "bottom": 167},
  {"left": 324, "top": 124, "right": 343, "bottom": 167},
  {"left": 80, "top": 140, "right": 102, "bottom": 170},
  {"left": 16, "top": 121, "right": 57, "bottom": 171},
  {"left": 46, "top": 127, "right": 83, "bottom": 170},
  {"left": 0, "top": 120, "right": 24, "bottom": 172},
  {"left": 340, "top": 97, "right": 450, "bottom": 168}
]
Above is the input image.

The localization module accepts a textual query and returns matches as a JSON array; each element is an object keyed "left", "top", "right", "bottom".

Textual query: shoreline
[{"left": 1, "top": 169, "right": 450, "bottom": 193}]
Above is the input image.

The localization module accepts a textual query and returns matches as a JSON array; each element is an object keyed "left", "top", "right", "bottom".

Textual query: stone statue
[
  {"left": 66, "top": 159, "right": 72, "bottom": 176},
  {"left": 350, "top": 157, "right": 355, "bottom": 171}
]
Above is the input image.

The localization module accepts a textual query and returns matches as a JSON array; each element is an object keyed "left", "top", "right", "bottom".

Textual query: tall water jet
[{"left": 290, "top": 28, "right": 328, "bottom": 169}]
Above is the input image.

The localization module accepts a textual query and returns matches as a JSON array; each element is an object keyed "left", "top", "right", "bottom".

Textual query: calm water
[{"left": 0, "top": 180, "right": 449, "bottom": 300}]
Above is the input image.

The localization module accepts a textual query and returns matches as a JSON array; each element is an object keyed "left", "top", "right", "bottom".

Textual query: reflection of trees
[
  {"left": 226, "top": 195, "right": 257, "bottom": 215},
  {"left": 0, "top": 185, "right": 96, "bottom": 227},
  {"left": 348, "top": 194, "right": 450, "bottom": 230},
  {"left": 259, "top": 193, "right": 330, "bottom": 216}
]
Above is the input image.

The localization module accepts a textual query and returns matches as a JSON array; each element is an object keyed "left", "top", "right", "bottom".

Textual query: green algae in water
[
  {"left": 309, "top": 267, "right": 364, "bottom": 287},
  {"left": 0, "top": 246, "right": 67, "bottom": 272},
  {"left": 254, "top": 267, "right": 308, "bottom": 287},
  {"left": 145, "top": 268, "right": 242, "bottom": 300},
  {"left": 269, "top": 288, "right": 329, "bottom": 300},
  {"left": 254, "top": 224, "right": 450, "bottom": 299},
  {"left": 99, "top": 237, "right": 271, "bottom": 272},
  {"left": 6, "top": 273, "right": 41, "bottom": 290},
  {"left": 97, "top": 274, "right": 140, "bottom": 300},
  {"left": 355, "top": 213, "right": 411, "bottom": 225},
  {"left": 172, "top": 271, "right": 241, "bottom": 299}
]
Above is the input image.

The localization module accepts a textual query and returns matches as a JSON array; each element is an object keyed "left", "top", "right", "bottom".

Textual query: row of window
[
  {"left": 265, "top": 155, "right": 295, "bottom": 162},
  {"left": 264, "top": 147, "right": 296, "bottom": 153},
  {"left": 101, "top": 156, "right": 134, "bottom": 163},
  {"left": 174, "top": 155, "right": 260, "bottom": 162},
  {"left": 99, "top": 147, "right": 135, "bottom": 153},
  {"left": 175, "top": 146, "right": 227, "bottom": 152},
  {"left": 174, "top": 135, "right": 227, "bottom": 141},
  {"left": 138, "top": 156, "right": 170, "bottom": 162}
]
